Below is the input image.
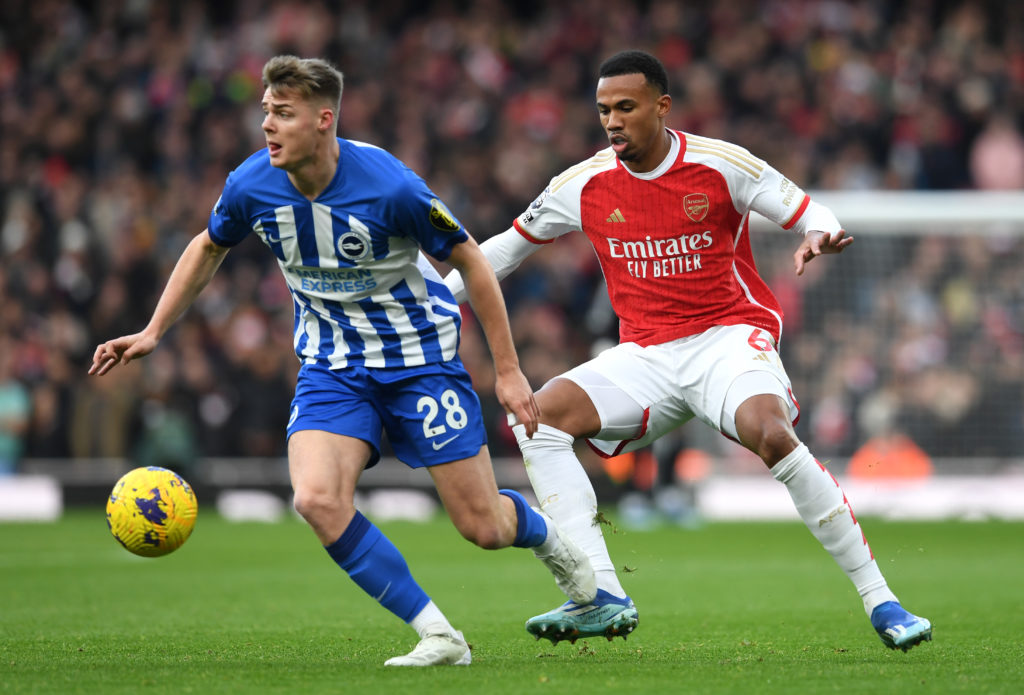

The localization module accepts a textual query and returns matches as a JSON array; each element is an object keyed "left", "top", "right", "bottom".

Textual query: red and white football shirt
[{"left": 512, "top": 129, "right": 834, "bottom": 346}]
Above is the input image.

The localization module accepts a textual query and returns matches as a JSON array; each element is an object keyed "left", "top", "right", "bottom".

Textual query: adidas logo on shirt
[{"left": 606, "top": 208, "right": 625, "bottom": 223}]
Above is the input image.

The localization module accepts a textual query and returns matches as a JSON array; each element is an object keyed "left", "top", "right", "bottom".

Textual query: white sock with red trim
[
  {"left": 771, "top": 443, "right": 898, "bottom": 615},
  {"left": 514, "top": 423, "right": 626, "bottom": 600}
]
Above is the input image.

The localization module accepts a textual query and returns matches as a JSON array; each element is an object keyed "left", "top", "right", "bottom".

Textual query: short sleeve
[
  {"left": 512, "top": 160, "right": 601, "bottom": 243},
  {"left": 390, "top": 174, "right": 469, "bottom": 261},
  {"left": 207, "top": 170, "right": 250, "bottom": 247}
]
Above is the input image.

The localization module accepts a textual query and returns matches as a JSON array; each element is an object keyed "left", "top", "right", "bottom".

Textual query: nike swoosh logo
[{"left": 432, "top": 435, "right": 460, "bottom": 451}]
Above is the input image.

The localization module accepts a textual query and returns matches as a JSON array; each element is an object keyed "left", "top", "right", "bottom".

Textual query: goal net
[{"left": 748, "top": 191, "right": 1024, "bottom": 475}]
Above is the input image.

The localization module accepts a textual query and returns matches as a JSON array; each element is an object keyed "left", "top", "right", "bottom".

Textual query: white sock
[
  {"left": 409, "top": 601, "right": 455, "bottom": 638},
  {"left": 515, "top": 423, "right": 626, "bottom": 599},
  {"left": 771, "top": 443, "right": 898, "bottom": 615}
]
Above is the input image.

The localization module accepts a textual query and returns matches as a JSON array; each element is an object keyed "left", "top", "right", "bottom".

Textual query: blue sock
[
  {"left": 499, "top": 489, "right": 549, "bottom": 548},
  {"left": 324, "top": 512, "right": 430, "bottom": 623}
]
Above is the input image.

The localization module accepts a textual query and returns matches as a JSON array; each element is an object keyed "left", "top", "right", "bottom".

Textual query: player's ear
[
  {"left": 656, "top": 93, "right": 672, "bottom": 119},
  {"left": 319, "top": 107, "right": 336, "bottom": 132}
]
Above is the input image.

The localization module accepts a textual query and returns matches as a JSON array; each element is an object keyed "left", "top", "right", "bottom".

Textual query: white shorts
[{"left": 557, "top": 324, "right": 800, "bottom": 457}]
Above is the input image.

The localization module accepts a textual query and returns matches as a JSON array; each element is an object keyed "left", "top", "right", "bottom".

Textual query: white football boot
[{"left": 384, "top": 630, "right": 471, "bottom": 667}]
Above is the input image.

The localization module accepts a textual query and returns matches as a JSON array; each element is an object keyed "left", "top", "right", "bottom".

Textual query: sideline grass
[{"left": 2, "top": 509, "right": 1022, "bottom": 693}]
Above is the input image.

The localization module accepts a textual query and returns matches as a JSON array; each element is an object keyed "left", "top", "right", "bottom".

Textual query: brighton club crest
[{"left": 338, "top": 215, "right": 373, "bottom": 262}]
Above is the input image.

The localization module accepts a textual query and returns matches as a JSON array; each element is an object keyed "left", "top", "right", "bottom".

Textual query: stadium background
[{"left": 1, "top": 0, "right": 1023, "bottom": 519}]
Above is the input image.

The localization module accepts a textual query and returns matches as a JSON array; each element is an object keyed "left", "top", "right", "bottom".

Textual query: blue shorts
[{"left": 287, "top": 361, "right": 488, "bottom": 468}]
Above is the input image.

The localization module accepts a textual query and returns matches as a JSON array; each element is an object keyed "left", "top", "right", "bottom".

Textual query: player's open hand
[
  {"left": 89, "top": 332, "right": 158, "bottom": 376},
  {"left": 495, "top": 369, "right": 541, "bottom": 438},
  {"left": 794, "top": 230, "right": 853, "bottom": 275}
]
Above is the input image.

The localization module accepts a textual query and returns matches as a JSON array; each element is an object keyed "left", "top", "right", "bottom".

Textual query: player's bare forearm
[
  {"left": 145, "top": 230, "right": 230, "bottom": 338},
  {"left": 89, "top": 230, "right": 229, "bottom": 376},
  {"left": 793, "top": 229, "right": 853, "bottom": 276},
  {"left": 446, "top": 238, "right": 518, "bottom": 371},
  {"left": 446, "top": 238, "right": 540, "bottom": 434}
]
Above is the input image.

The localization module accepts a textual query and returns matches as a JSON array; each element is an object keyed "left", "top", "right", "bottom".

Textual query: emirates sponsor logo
[
  {"left": 606, "top": 232, "right": 714, "bottom": 280},
  {"left": 607, "top": 232, "right": 713, "bottom": 259}
]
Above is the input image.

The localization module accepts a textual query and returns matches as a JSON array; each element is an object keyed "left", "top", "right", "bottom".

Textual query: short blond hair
[{"left": 262, "top": 55, "right": 343, "bottom": 113}]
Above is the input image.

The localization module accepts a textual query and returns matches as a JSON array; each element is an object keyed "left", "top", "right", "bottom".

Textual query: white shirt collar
[{"left": 621, "top": 128, "right": 679, "bottom": 180}]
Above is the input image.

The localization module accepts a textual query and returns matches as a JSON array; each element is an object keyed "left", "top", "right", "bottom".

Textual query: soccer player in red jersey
[{"left": 446, "top": 50, "right": 931, "bottom": 651}]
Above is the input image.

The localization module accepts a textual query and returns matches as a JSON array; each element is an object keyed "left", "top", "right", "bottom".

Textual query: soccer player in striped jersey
[
  {"left": 89, "top": 55, "right": 597, "bottom": 667},
  {"left": 445, "top": 50, "right": 931, "bottom": 652}
]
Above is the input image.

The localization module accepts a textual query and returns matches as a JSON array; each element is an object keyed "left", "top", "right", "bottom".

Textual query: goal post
[{"left": 751, "top": 190, "right": 1024, "bottom": 234}]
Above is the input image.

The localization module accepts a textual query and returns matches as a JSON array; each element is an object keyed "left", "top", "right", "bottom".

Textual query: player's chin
[{"left": 267, "top": 147, "right": 286, "bottom": 166}]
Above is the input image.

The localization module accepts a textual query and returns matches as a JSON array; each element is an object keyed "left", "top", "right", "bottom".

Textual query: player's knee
[
  {"left": 754, "top": 424, "right": 800, "bottom": 467},
  {"left": 292, "top": 486, "right": 345, "bottom": 525}
]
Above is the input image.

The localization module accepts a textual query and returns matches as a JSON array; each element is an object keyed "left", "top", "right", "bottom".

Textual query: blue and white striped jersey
[{"left": 208, "top": 137, "right": 467, "bottom": 370}]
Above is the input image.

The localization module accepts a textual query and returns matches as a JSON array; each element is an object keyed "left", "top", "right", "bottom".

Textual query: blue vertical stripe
[
  {"left": 356, "top": 296, "right": 404, "bottom": 367},
  {"left": 331, "top": 302, "right": 367, "bottom": 367},
  {"left": 390, "top": 280, "right": 444, "bottom": 364}
]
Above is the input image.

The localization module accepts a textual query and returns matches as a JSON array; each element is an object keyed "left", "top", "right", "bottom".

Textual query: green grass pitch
[{"left": 2, "top": 509, "right": 1022, "bottom": 694}]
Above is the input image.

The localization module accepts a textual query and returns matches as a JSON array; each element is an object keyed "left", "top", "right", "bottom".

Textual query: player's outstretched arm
[
  {"left": 89, "top": 230, "right": 230, "bottom": 376},
  {"left": 444, "top": 226, "right": 538, "bottom": 304},
  {"left": 793, "top": 229, "right": 853, "bottom": 276},
  {"left": 445, "top": 236, "right": 540, "bottom": 437}
]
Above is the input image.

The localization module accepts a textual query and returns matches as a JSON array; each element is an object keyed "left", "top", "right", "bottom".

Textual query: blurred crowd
[{"left": 1, "top": 0, "right": 1023, "bottom": 477}]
